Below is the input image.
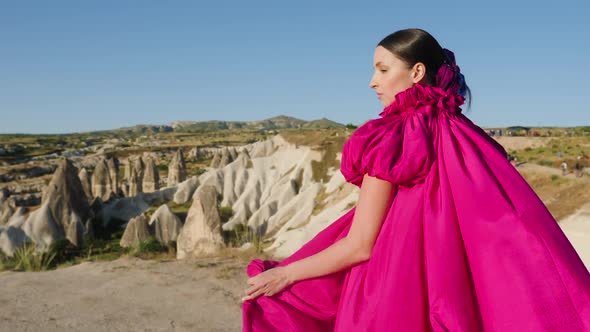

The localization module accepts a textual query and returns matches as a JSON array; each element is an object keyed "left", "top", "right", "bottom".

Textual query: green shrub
[
  {"left": 127, "top": 236, "right": 176, "bottom": 261},
  {"left": 0, "top": 251, "right": 15, "bottom": 271},
  {"left": 13, "top": 243, "right": 56, "bottom": 272},
  {"left": 221, "top": 223, "right": 264, "bottom": 253},
  {"left": 137, "top": 236, "right": 165, "bottom": 253},
  {"left": 218, "top": 205, "right": 234, "bottom": 224},
  {"left": 48, "top": 239, "right": 79, "bottom": 265},
  {"left": 195, "top": 168, "right": 207, "bottom": 176},
  {"left": 345, "top": 123, "right": 358, "bottom": 129},
  {"left": 167, "top": 200, "right": 193, "bottom": 222}
]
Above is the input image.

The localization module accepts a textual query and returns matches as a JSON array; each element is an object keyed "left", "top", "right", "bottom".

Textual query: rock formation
[
  {"left": 21, "top": 201, "right": 64, "bottom": 250},
  {"left": 127, "top": 163, "right": 142, "bottom": 197},
  {"left": 228, "top": 147, "right": 238, "bottom": 161},
  {"left": 218, "top": 148, "right": 234, "bottom": 168},
  {"left": 133, "top": 156, "right": 145, "bottom": 178},
  {"left": 167, "top": 149, "right": 187, "bottom": 187},
  {"left": 91, "top": 158, "right": 114, "bottom": 201},
  {"left": 0, "top": 198, "right": 15, "bottom": 226},
  {"left": 78, "top": 167, "right": 92, "bottom": 200},
  {"left": 210, "top": 151, "right": 222, "bottom": 168},
  {"left": 142, "top": 157, "right": 160, "bottom": 193},
  {"left": 176, "top": 185, "right": 224, "bottom": 259},
  {"left": 0, "top": 134, "right": 366, "bottom": 261},
  {"left": 6, "top": 206, "right": 29, "bottom": 228},
  {"left": 39, "top": 158, "right": 92, "bottom": 247},
  {"left": 133, "top": 157, "right": 145, "bottom": 192},
  {"left": 149, "top": 204, "right": 182, "bottom": 246},
  {"left": 188, "top": 146, "right": 206, "bottom": 161},
  {"left": 120, "top": 213, "right": 151, "bottom": 248},
  {"left": 0, "top": 226, "right": 31, "bottom": 257},
  {"left": 173, "top": 176, "right": 199, "bottom": 205},
  {"left": 124, "top": 159, "right": 132, "bottom": 181},
  {"left": 106, "top": 156, "right": 120, "bottom": 195}
]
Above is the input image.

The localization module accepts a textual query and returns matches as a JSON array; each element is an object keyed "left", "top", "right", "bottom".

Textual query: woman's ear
[{"left": 411, "top": 62, "right": 426, "bottom": 84}]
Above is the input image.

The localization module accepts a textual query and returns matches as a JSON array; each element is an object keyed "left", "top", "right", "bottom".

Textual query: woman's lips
[{"left": 377, "top": 93, "right": 383, "bottom": 99}]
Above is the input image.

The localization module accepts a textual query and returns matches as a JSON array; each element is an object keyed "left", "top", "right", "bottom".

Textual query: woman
[{"left": 242, "top": 28, "right": 590, "bottom": 331}]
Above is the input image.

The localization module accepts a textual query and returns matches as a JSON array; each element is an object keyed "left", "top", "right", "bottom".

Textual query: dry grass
[
  {"left": 500, "top": 136, "right": 589, "bottom": 168},
  {"left": 279, "top": 128, "right": 348, "bottom": 184},
  {"left": 520, "top": 170, "right": 590, "bottom": 221},
  {"left": 498, "top": 136, "right": 590, "bottom": 220},
  {"left": 279, "top": 128, "right": 348, "bottom": 147},
  {"left": 189, "top": 247, "right": 274, "bottom": 270}
]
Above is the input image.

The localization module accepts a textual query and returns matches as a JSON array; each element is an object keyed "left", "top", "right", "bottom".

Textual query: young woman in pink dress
[{"left": 241, "top": 28, "right": 590, "bottom": 331}]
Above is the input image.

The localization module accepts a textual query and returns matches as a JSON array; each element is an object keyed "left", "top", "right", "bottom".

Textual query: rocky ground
[{"left": 0, "top": 255, "right": 249, "bottom": 331}]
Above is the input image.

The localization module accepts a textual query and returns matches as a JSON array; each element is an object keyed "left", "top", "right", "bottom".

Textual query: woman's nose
[{"left": 369, "top": 78, "right": 377, "bottom": 89}]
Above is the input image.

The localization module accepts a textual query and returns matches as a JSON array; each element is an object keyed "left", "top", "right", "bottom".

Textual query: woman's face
[{"left": 369, "top": 46, "right": 424, "bottom": 107}]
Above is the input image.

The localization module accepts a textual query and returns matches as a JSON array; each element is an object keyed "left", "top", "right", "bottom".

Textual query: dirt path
[
  {"left": 559, "top": 203, "right": 590, "bottom": 270},
  {"left": 0, "top": 256, "right": 248, "bottom": 331},
  {"left": 492, "top": 136, "right": 551, "bottom": 151},
  {"left": 517, "top": 162, "right": 590, "bottom": 178}
]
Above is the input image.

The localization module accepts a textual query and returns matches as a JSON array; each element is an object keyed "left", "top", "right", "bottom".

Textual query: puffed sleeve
[{"left": 340, "top": 112, "right": 435, "bottom": 187}]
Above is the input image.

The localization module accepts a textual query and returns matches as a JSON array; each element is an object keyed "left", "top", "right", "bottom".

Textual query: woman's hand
[{"left": 242, "top": 266, "right": 294, "bottom": 302}]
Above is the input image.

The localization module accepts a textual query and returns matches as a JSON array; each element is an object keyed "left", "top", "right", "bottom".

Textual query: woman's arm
[
  {"left": 243, "top": 174, "right": 395, "bottom": 300},
  {"left": 283, "top": 173, "right": 394, "bottom": 282}
]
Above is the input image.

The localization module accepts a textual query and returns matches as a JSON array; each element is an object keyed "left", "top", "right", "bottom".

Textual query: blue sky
[{"left": 1, "top": 1, "right": 589, "bottom": 134}]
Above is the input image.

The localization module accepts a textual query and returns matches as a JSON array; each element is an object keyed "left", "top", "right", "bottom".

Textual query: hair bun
[{"left": 436, "top": 48, "right": 467, "bottom": 97}]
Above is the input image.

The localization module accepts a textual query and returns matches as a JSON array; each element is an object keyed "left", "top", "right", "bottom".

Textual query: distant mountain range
[{"left": 90, "top": 115, "right": 347, "bottom": 135}]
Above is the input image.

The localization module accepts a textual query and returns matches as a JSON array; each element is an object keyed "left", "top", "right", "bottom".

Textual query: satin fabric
[{"left": 242, "top": 83, "right": 590, "bottom": 331}]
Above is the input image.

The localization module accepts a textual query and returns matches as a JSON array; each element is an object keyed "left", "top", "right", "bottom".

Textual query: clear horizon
[
  {"left": 0, "top": 114, "right": 587, "bottom": 136},
  {"left": 1, "top": 1, "right": 589, "bottom": 134}
]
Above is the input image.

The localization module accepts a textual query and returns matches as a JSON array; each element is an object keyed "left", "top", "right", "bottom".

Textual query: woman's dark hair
[{"left": 377, "top": 28, "right": 472, "bottom": 111}]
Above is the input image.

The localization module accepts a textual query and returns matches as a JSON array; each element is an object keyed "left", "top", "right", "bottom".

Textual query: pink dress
[{"left": 242, "top": 83, "right": 590, "bottom": 331}]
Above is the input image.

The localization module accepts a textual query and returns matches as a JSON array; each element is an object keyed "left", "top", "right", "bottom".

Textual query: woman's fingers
[
  {"left": 245, "top": 282, "right": 265, "bottom": 295},
  {"left": 246, "top": 275, "right": 259, "bottom": 285},
  {"left": 247, "top": 270, "right": 270, "bottom": 285},
  {"left": 242, "top": 282, "right": 287, "bottom": 302},
  {"left": 243, "top": 284, "right": 270, "bottom": 301},
  {"left": 242, "top": 268, "right": 289, "bottom": 302}
]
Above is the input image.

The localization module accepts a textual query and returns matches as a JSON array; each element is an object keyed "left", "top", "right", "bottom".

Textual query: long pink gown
[{"left": 242, "top": 82, "right": 590, "bottom": 331}]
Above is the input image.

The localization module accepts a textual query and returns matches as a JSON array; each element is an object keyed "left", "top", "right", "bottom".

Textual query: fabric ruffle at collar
[{"left": 378, "top": 82, "right": 465, "bottom": 118}]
